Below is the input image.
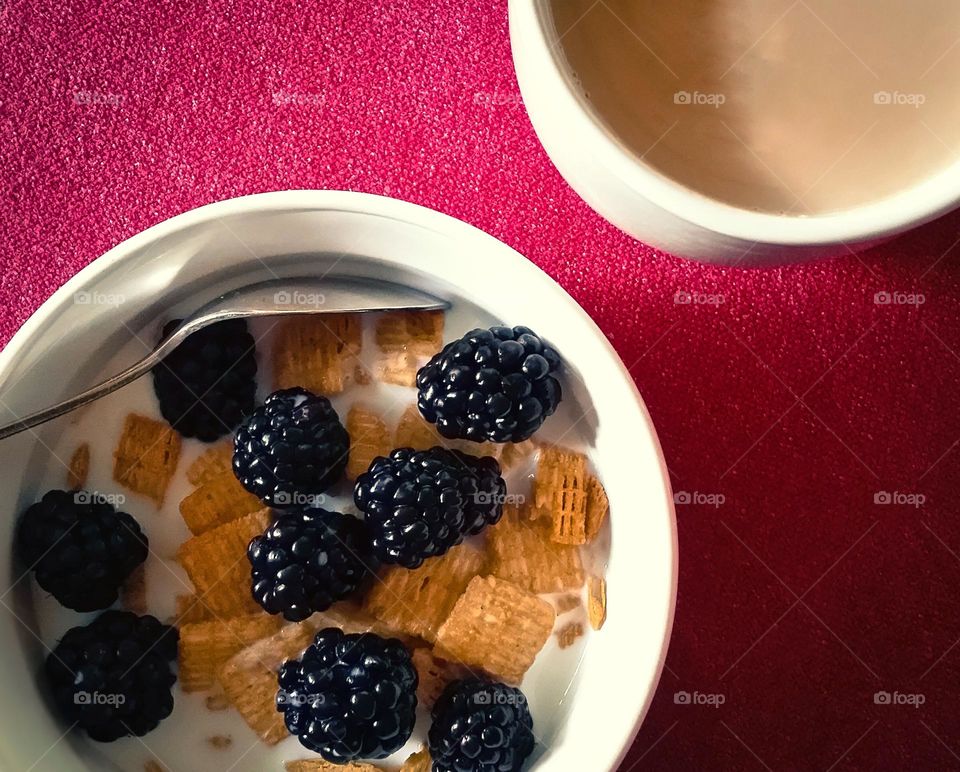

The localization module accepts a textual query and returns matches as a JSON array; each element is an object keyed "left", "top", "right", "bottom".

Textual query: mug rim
[{"left": 521, "top": 0, "right": 960, "bottom": 246}]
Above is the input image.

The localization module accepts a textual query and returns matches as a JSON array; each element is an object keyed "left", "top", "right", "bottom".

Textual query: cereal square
[
  {"left": 285, "top": 761, "right": 384, "bottom": 772},
  {"left": 400, "top": 747, "right": 432, "bottom": 772},
  {"left": 180, "top": 613, "right": 282, "bottom": 692},
  {"left": 113, "top": 414, "right": 181, "bottom": 506},
  {"left": 557, "top": 621, "right": 584, "bottom": 649},
  {"left": 533, "top": 445, "right": 588, "bottom": 544},
  {"left": 364, "top": 544, "right": 484, "bottom": 643},
  {"left": 67, "top": 443, "right": 90, "bottom": 489},
  {"left": 435, "top": 575, "right": 555, "bottom": 684},
  {"left": 587, "top": 575, "right": 607, "bottom": 631},
  {"left": 177, "top": 509, "right": 271, "bottom": 617},
  {"left": 272, "top": 314, "right": 362, "bottom": 395},
  {"left": 345, "top": 404, "right": 391, "bottom": 480},
  {"left": 487, "top": 504, "right": 584, "bottom": 593},
  {"left": 585, "top": 473, "right": 609, "bottom": 542},
  {"left": 179, "top": 472, "right": 263, "bottom": 535},
  {"left": 374, "top": 310, "right": 444, "bottom": 387}
]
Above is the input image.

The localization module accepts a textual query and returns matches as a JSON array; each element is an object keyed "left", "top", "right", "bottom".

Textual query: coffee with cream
[{"left": 550, "top": 0, "right": 960, "bottom": 214}]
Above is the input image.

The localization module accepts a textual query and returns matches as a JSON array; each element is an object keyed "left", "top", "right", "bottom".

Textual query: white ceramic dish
[
  {"left": 0, "top": 191, "right": 676, "bottom": 771},
  {"left": 510, "top": 0, "right": 960, "bottom": 265}
]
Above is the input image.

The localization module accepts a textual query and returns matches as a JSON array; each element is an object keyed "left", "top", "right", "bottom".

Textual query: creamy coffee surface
[{"left": 551, "top": 0, "right": 960, "bottom": 214}]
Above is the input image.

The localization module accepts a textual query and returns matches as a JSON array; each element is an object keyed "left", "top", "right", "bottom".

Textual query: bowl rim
[
  {"left": 0, "top": 190, "right": 678, "bottom": 771},
  {"left": 513, "top": 0, "right": 960, "bottom": 246}
]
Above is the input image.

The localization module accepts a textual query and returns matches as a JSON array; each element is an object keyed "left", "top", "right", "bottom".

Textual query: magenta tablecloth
[{"left": 4, "top": 2, "right": 960, "bottom": 769}]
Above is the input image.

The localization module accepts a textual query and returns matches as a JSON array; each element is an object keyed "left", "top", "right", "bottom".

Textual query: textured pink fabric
[{"left": 4, "top": 2, "right": 960, "bottom": 769}]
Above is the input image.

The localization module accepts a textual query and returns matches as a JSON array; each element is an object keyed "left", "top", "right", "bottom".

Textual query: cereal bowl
[{"left": 0, "top": 191, "right": 676, "bottom": 771}]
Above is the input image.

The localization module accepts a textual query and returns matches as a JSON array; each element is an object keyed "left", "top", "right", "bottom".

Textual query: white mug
[{"left": 510, "top": 0, "right": 960, "bottom": 265}]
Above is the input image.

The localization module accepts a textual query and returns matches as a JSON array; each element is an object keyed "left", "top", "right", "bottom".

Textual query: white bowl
[
  {"left": 0, "top": 191, "right": 676, "bottom": 771},
  {"left": 509, "top": 0, "right": 960, "bottom": 265}
]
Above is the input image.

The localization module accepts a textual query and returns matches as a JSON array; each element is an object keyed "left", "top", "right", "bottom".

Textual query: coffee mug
[{"left": 510, "top": 0, "right": 960, "bottom": 265}]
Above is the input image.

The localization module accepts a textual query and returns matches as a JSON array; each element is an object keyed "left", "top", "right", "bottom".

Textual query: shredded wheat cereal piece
[
  {"left": 554, "top": 593, "right": 583, "bottom": 614},
  {"left": 556, "top": 621, "right": 584, "bottom": 649},
  {"left": 120, "top": 564, "right": 148, "bottom": 615},
  {"left": 487, "top": 504, "right": 584, "bottom": 593},
  {"left": 498, "top": 439, "right": 535, "bottom": 471},
  {"left": 67, "top": 443, "right": 90, "bottom": 489},
  {"left": 374, "top": 310, "right": 444, "bottom": 385},
  {"left": 411, "top": 648, "right": 471, "bottom": 708},
  {"left": 272, "top": 314, "right": 361, "bottom": 394},
  {"left": 533, "top": 445, "right": 588, "bottom": 544},
  {"left": 179, "top": 472, "right": 263, "bottom": 535},
  {"left": 179, "top": 613, "right": 282, "bottom": 692},
  {"left": 363, "top": 544, "right": 484, "bottom": 643},
  {"left": 400, "top": 746, "right": 433, "bottom": 772},
  {"left": 207, "top": 735, "right": 232, "bottom": 749},
  {"left": 285, "top": 761, "right": 384, "bottom": 772},
  {"left": 584, "top": 473, "right": 609, "bottom": 542},
  {"left": 434, "top": 575, "right": 555, "bottom": 684},
  {"left": 345, "top": 405, "right": 391, "bottom": 480},
  {"left": 177, "top": 509, "right": 271, "bottom": 617},
  {"left": 587, "top": 575, "right": 607, "bottom": 630},
  {"left": 186, "top": 441, "right": 234, "bottom": 486},
  {"left": 113, "top": 414, "right": 181, "bottom": 506}
]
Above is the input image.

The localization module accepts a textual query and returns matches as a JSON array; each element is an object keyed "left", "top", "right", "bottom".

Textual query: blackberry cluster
[
  {"left": 428, "top": 679, "right": 535, "bottom": 772},
  {"left": 233, "top": 388, "right": 350, "bottom": 507},
  {"left": 152, "top": 319, "right": 258, "bottom": 442},
  {"left": 248, "top": 508, "right": 378, "bottom": 622},
  {"left": 16, "top": 489, "right": 148, "bottom": 612},
  {"left": 353, "top": 447, "right": 505, "bottom": 568},
  {"left": 45, "top": 611, "right": 178, "bottom": 742},
  {"left": 417, "top": 325, "right": 562, "bottom": 443},
  {"left": 277, "top": 628, "right": 417, "bottom": 762}
]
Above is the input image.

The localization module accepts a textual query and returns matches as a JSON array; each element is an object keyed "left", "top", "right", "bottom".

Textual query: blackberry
[
  {"left": 417, "top": 325, "right": 562, "bottom": 443},
  {"left": 248, "top": 508, "right": 378, "bottom": 622},
  {"left": 16, "top": 490, "right": 148, "bottom": 612},
  {"left": 354, "top": 447, "right": 505, "bottom": 568},
  {"left": 277, "top": 628, "right": 417, "bottom": 761},
  {"left": 152, "top": 319, "right": 258, "bottom": 442},
  {"left": 429, "top": 679, "right": 535, "bottom": 772},
  {"left": 45, "top": 611, "right": 178, "bottom": 742},
  {"left": 233, "top": 388, "right": 350, "bottom": 507}
]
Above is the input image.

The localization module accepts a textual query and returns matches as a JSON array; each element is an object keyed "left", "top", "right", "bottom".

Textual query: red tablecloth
[{"left": 4, "top": 2, "right": 960, "bottom": 769}]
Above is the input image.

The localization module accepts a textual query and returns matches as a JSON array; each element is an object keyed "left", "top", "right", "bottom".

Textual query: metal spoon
[{"left": 0, "top": 277, "right": 449, "bottom": 441}]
